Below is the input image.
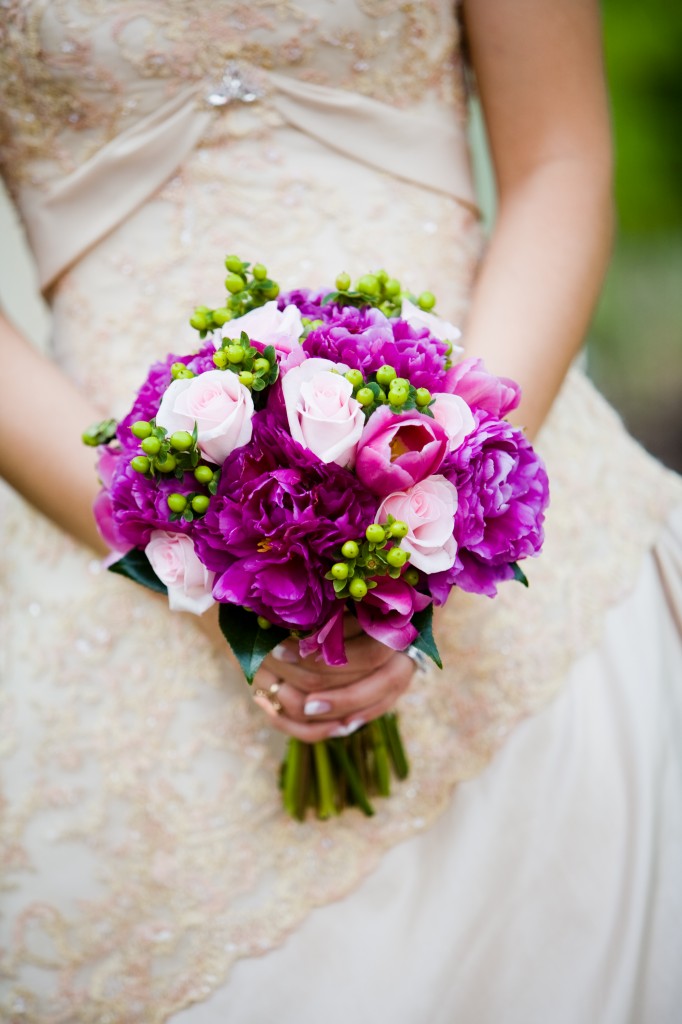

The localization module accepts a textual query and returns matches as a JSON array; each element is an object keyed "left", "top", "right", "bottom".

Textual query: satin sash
[{"left": 20, "top": 70, "right": 479, "bottom": 292}]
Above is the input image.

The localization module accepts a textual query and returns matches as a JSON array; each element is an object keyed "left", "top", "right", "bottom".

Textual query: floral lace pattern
[
  {"left": 0, "top": 0, "right": 466, "bottom": 194},
  {"left": 1, "top": 2, "right": 681, "bottom": 1022}
]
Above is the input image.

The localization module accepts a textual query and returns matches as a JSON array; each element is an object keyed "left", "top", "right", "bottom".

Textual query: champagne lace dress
[{"left": 1, "top": 4, "right": 681, "bottom": 1022}]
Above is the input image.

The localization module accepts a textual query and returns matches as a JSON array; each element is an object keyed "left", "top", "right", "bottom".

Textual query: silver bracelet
[{"left": 405, "top": 645, "right": 429, "bottom": 674}]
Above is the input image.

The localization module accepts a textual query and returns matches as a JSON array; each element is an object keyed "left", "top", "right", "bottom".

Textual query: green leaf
[
  {"left": 332, "top": 579, "right": 348, "bottom": 595},
  {"left": 511, "top": 561, "right": 529, "bottom": 587},
  {"left": 410, "top": 603, "right": 442, "bottom": 669},
  {"left": 218, "top": 604, "right": 289, "bottom": 684},
  {"left": 109, "top": 549, "right": 168, "bottom": 596},
  {"left": 82, "top": 417, "right": 118, "bottom": 447}
]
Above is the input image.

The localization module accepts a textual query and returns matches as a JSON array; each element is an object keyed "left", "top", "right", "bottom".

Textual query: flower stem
[
  {"left": 283, "top": 738, "right": 303, "bottom": 820},
  {"left": 370, "top": 720, "right": 391, "bottom": 797},
  {"left": 382, "top": 713, "right": 409, "bottom": 779},
  {"left": 313, "top": 741, "right": 337, "bottom": 820},
  {"left": 329, "top": 739, "right": 375, "bottom": 816}
]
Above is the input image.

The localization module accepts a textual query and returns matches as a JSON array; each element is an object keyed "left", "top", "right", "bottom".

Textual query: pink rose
[
  {"left": 355, "top": 405, "right": 448, "bottom": 496},
  {"left": 431, "top": 393, "right": 475, "bottom": 452},
  {"left": 282, "top": 357, "right": 364, "bottom": 467},
  {"left": 219, "top": 301, "right": 303, "bottom": 355},
  {"left": 156, "top": 369, "right": 253, "bottom": 465},
  {"left": 145, "top": 531, "right": 216, "bottom": 614},
  {"left": 378, "top": 476, "right": 458, "bottom": 573},
  {"left": 449, "top": 357, "right": 521, "bottom": 418},
  {"left": 400, "top": 297, "right": 463, "bottom": 353},
  {"left": 355, "top": 577, "right": 431, "bottom": 651}
]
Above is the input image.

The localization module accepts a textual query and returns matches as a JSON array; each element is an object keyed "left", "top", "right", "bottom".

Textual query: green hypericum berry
[
  {"left": 386, "top": 547, "right": 408, "bottom": 568},
  {"left": 238, "top": 370, "right": 255, "bottom": 387},
  {"left": 155, "top": 453, "right": 177, "bottom": 473},
  {"left": 264, "top": 283, "right": 280, "bottom": 299},
  {"left": 341, "top": 540, "right": 359, "bottom": 559},
  {"left": 252, "top": 263, "right": 267, "bottom": 280},
  {"left": 375, "top": 365, "right": 397, "bottom": 386},
  {"left": 130, "top": 455, "right": 151, "bottom": 474},
  {"left": 349, "top": 578, "right": 368, "bottom": 600},
  {"left": 417, "top": 291, "right": 436, "bottom": 311},
  {"left": 404, "top": 567, "right": 420, "bottom": 586},
  {"left": 389, "top": 390, "right": 408, "bottom": 406},
  {"left": 141, "top": 436, "right": 161, "bottom": 456},
  {"left": 131, "top": 420, "right": 152, "bottom": 440},
  {"left": 365, "top": 524, "right": 386, "bottom": 545},
  {"left": 175, "top": 368, "right": 195, "bottom": 380},
  {"left": 391, "top": 377, "right": 410, "bottom": 391},
  {"left": 171, "top": 362, "right": 188, "bottom": 379},
  {"left": 357, "top": 274, "right": 379, "bottom": 296},
  {"left": 344, "top": 369, "right": 364, "bottom": 389},
  {"left": 191, "top": 495, "right": 210, "bottom": 514},
  {"left": 189, "top": 311, "right": 209, "bottom": 331},
  {"left": 212, "top": 308, "right": 232, "bottom": 326},
  {"left": 376, "top": 269, "right": 388, "bottom": 284},
  {"left": 388, "top": 520, "right": 409, "bottom": 539},
  {"left": 213, "top": 350, "right": 229, "bottom": 368},
  {"left": 384, "top": 278, "right": 401, "bottom": 297},
  {"left": 253, "top": 357, "right": 270, "bottom": 373},
  {"left": 356, "top": 387, "right": 375, "bottom": 407},
  {"left": 335, "top": 271, "right": 351, "bottom": 291},
  {"left": 226, "top": 344, "right": 244, "bottom": 364},
  {"left": 224, "top": 255, "right": 243, "bottom": 273},
  {"left": 256, "top": 616, "right": 272, "bottom": 630},
  {"left": 331, "top": 562, "right": 349, "bottom": 580},
  {"left": 415, "top": 388, "right": 432, "bottom": 406},
  {"left": 169, "top": 431, "right": 193, "bottom": 451},
  {"left": 194, "top": 465, "right": 214, "bottom": 484},
  {"left": 167, "top": 493, "right": 188, "bottom": 513},
  {"left": 225, "top": 273, "right": 246, "bottom": 294}
]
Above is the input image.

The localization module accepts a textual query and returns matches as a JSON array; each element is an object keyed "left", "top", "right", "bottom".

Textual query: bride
[{"left": 1, "top": 1, "right": 680, "bottom": 1021}]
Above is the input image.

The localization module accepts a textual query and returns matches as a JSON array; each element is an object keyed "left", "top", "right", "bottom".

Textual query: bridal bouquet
[{"left": 84, "top": 258, "right": 549, "bottom": 820}]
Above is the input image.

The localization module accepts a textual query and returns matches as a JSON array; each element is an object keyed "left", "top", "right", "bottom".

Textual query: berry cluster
[
  {"left": 212, "top": 332, "right": 278, "bottom": 393},
  {"left": 188, "top": 256, "right": 280, "bottom": 338},
  {"left": 341, "top": 363, "right": 435, "bottom": 419},
  {"left": 325, "top": 269, "right": 436, "bottom": 319},
  {"left": 325, "top": 518, "right": 418, "bottom": 601},
  {"left": 128, "top": 420, "right": 219, "bottom": 521}
]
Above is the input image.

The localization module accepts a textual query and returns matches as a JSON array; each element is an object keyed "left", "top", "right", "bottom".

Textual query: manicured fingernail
[
  {"left": 304, "top": 699, "right": 332, "bottom": 716},
  {"left": 271, "top": 644, "right": 298, "bottom": 664},
  {"left": 330, "top": 719, "right": 364, "bottom": 738}
]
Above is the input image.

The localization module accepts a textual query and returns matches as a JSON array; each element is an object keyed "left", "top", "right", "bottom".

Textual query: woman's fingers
[
  {"left": 265, "top": 631, "right": 394, "bottom": 693},
  {"left": 253, "top": 652, "right": 415, "bottom": 737}
]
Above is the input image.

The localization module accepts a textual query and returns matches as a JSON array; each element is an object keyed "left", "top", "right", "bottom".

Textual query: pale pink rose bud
[
  {"left": 156, "top": 369, "right": 253, "bottom": 465},
  {"left": 282, "top": 357, "right": 365, "bottom": 467},
  {"left": 146, "top": 531, "right": 216, "bottom": 615},
  {"left": 400, "top": 297, "right": 463, "bottom": 354},
  {"left": 218, "top": 301, "right": 303, "bottom": 354},
  {"left": 431, "top": 393, "right": 475, "bottom": 452},
  {"left": 377, "top": 475, "right": 458, "bottom": 574}
]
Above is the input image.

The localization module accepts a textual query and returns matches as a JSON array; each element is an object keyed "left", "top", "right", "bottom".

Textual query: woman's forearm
[
  {"left": 0, "top": 313, "right": 108, "bottom": 553},
  {"left": 463, "top": 155, "right": 614, "bottom": 437},
  {"left": 461, "top": 0, "right": 614, "bottom": 437}
]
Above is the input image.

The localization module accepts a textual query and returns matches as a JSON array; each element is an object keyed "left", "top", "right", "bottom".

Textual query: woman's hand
[
  {"left": 252, "top": 619, "right": 417, "bottom": 741},
  {"left": 195, "top": 607, "right": 418, "bottom": 740}
]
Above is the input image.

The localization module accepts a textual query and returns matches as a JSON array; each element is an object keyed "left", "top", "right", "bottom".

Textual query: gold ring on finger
[{"left": 254, "top": 681, "right": 284, "bottom": 714}]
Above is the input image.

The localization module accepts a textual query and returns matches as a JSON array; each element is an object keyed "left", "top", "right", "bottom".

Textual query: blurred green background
[
  {"left": 588, "top": 0, "right": 682, "bottom": 470},
  {"left": 470, "top": 0, "right": 682, "bottom": 470}
]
